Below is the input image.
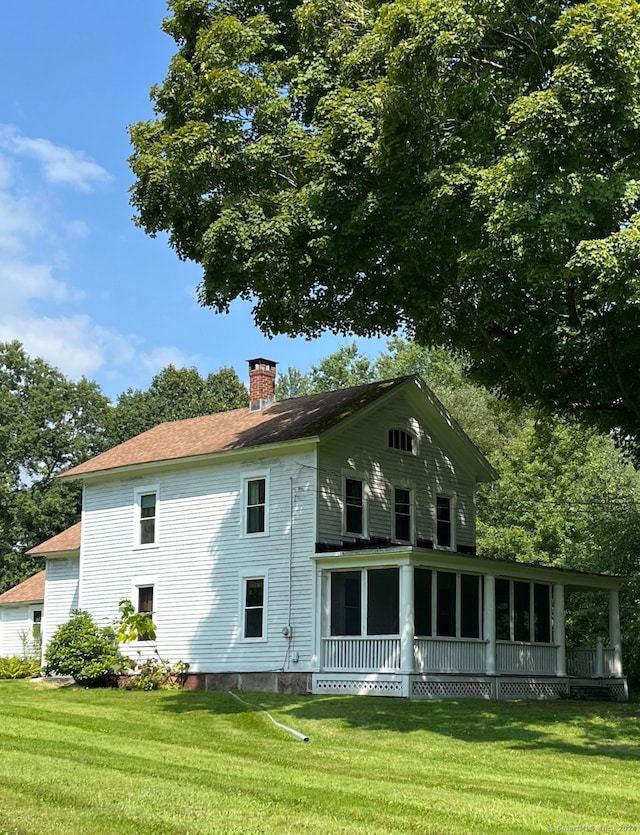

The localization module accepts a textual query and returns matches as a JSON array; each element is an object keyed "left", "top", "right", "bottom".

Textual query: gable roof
[
  {"left": 59, "top": 378, "right": 410, "bottom": 479},
  {"left": 26, "top": 522, "right": 82, "bottom": 556},
  {"left": 0, "top": 570, "right": 45, "bottom": 605}
]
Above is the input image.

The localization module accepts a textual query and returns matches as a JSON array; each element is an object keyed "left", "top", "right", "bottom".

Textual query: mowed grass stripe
[{"left": 0, "top": 682, "right": 638, "bottom": 834}]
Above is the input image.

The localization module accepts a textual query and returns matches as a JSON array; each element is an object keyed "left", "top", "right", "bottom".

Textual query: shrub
[
  {"left": 0, "top": 656, "right": 41, "bottom": 679},
  {"left": 44, "top": 610, "right": 125, "bottom": 686},
  {"left": 125, "top": 657, "right": 190, "bottom": 691}
]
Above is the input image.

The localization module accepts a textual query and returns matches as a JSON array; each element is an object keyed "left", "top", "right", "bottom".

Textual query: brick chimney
[{"left": 248, "top": 358, "right": 277, "bottom": 410}]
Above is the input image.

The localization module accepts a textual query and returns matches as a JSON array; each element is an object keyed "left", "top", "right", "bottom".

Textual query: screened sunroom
[{"left": 312, "top": 547, "right": 627, "bottom": 700}]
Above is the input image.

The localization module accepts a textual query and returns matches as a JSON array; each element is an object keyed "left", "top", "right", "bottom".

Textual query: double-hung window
[
  {"left": 344, "top": 478, "right": 364, "bottom": 536},
  {"left": 244, "top": 475, "right": 268, "bottom": 536},
  {"left": 394, "top": 487, "right": 412, "bottom": 542},
  {"left": 135, "top": 488, "right": 158, "bottom": 547},
  {"left": 435, "top": 495, "right": 453, "bottom": 549},
  {"left": 244, "top": 577, "right": 265, "bottom": 639},
  {"left": 137, "top": 585, "right": 154, "bottom": 641}
]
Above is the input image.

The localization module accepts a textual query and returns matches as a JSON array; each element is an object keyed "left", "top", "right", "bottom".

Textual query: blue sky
[{"left": 0, "top": 2, "right": 385, "bottom": 401}]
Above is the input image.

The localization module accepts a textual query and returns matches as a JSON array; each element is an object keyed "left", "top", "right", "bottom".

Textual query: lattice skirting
[
  {"left": 312, "top": 674, "right": 628, "bottom": 701},
  {"left": 604, "top": 681, "right": 628, "bottom": 702},
  {"left": 498, "top": 680, "right": 570, "bottom": 700},
  {"left": 412, "top": 679, "right": 492, "bottom": 699},
  {"left": 313, "top": 675, "right": 405, "bottom": 696}
]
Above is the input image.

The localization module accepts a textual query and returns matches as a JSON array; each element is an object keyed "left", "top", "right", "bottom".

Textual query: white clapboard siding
[
  {"left": 0, "top": 604, "right": 41, "bottom": 657},
  {"left": 317, "top": 389, "right": 477, "bottom": 549},
  {"left": 80, "top": 450, "right": 317, "bottom": 672},
  {"left": 42, "top": 558, "right": 79, "bottom": 654}
]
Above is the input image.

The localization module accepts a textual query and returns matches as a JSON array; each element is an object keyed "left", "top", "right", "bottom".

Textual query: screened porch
[{"left": 314, "top": 552, "right": 624, "bottom": 682}]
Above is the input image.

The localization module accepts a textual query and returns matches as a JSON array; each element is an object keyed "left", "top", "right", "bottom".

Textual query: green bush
[
  {"left": 43, "top": 610, "right": 125, "bottom": 686},
  {"left": 0, "top": 656, "right": 41, "bottom": 679},
  {"left": 125, "top": 657, "right": 190, "bottom": 691}
]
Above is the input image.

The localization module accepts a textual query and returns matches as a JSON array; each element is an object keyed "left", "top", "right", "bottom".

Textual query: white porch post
[
  {"left": 553, "top": 584, "right": 566, "bottom": 677},
  {"left": 483, "top": 574, "right": 496, "bottom": 675},
  {"left": 595, "top": 637, "right": 605, "bottom": 678},
  {"left": 315, "top": 568, "right": 330, "bottom": 671},
  {"left": 609, "top": 589, "right": 623, "bottom": 678},
  {"left": 400, "top": 564, "right": 415, "bottom": 673}
]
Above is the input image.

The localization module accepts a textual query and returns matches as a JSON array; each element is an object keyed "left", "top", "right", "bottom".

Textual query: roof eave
[{"left": 58, "top": 436, "right": 320, "bottom": 482}]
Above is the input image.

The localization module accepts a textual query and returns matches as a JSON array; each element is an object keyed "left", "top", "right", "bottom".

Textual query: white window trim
[
  {"left": 434, "top": 492, "right": 456, "bottom": 550},
  {"left": 240, "top": 569, "right": 269, "bottom": 642},
  {"left": 385, "top": 423, "right": 418, "bottom": 456},
  {"left": 391, "top": 483, "right": 414, "bottom": 544},
  {"left": 341, "top": 470, "right": 368, "bottom": 539},
  {"left": 129, "top": 577, "right": 157, "bottom": 645},
  {"left": 241, "top": 471, "right": 270, "bottom": 538},
  {"left": 133, "top": 485, "right": 160, "bottom": 549}
]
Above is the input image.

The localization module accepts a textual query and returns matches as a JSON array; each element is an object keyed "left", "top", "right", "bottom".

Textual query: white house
[
  {"left": 0, "top": 570, "right": 44, "bottom": 659},
  {"left": 28, "top": 359, "right": 627, "bottom": 700}
]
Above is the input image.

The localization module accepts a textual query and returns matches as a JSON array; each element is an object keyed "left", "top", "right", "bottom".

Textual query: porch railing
[
  {"left": 566, "top": 647, "right": 616, "bottom": 677},
  {"left": 322, "top": 636, "right": 401, "bottom": 671},
  {"left": 322, "top": 637, "right": 620, "bottom": 678},
  {"left": 497, "top": 641, "right": 557, "bottom": 675},
  {"left": 414, "top": 638, "right": 486, "bottom": 673}
]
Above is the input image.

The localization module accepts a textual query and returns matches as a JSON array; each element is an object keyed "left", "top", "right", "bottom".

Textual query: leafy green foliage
[
  {"left": 0, "top": 656, "right": 41, "bottom": 679},
  {"left": 0, "top": 342, "right": 111, "bottom": 593},
  {"left": 124, "top": 658, "right": 190, "bottom": 691},
  {"left": 130, "top": 0, "right": 640, "bottom": 449},
  {"left": 115, "top": 598, "right": 156, "bottom": 644},
  {"left": 43, "top": 611, "right": 125, "bottom": 686}
]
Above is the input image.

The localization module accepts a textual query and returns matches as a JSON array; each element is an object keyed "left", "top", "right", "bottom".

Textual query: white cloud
[
  {"left": 0, "top": 190, "right": 45, "bottom": 250},
  {"left": 140, "top": 346, "right": 196, "bottom": 377},
  {"left": 0, "top": 125, "right": 191, "bottom": 398},
  {"left": 0, "top": 259, "right": 70, "bottom": 309},
  {"left": 0, "top": 314, "right": 138, "bottom": 379},
  {"left": 0, "top": 125, "right": 111, "bottom": 191}
]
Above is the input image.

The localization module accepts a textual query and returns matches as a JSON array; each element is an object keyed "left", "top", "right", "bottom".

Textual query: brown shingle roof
[
  {"left": 60, "top": 378, "right": 409, "bottom": 479},
  {"left": 0, "top": 570, "right": 45, "bottom": 605},
  {"left": 26, "top": 522, "right": 81, "bottom": 556}
]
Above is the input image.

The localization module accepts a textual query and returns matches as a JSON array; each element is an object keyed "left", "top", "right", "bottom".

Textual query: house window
[
  {"left": 495, "top": 580, "right": 552, "bottom": 643},
  {"left": 137, "top": 586, "right": 154, "bottom": 641},
  {"left": 32, "top": 609, "right": 42, "bottom": 642},
  {"left": 330, "top": 568, "right": 400, "bottom": 636},
  {"left": 245, "top": 477, "right": 267, "bottom": 535},
  {"left": 244, "top": 578, "right": 265, "bottom": 638},
  {"left": 388, "top": 428, "right": 413, "bottom": 454},
  {"left": 436, "top": 495, "right": 453, "bottom": 548},
  {"left": 139, "top": 492, "right": 157, "bottom": 545},
  {"left": 344, "top": 478, "right": 364, "bottom": 535},
  {"left": 394, "top": 488, "right": 412, "bottom": 542}
]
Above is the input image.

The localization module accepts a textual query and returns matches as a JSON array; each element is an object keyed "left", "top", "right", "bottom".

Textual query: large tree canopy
[
  {"left": 130, "top": 0, "right": 640, "bottom": 447},
  {"left": 0, "top": 342, "right": 111, "bottom": 592}
]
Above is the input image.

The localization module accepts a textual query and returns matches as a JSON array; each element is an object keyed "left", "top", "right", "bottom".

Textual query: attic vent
[{"left": 248, "top": 358, "right": 277, "bottom": 410}]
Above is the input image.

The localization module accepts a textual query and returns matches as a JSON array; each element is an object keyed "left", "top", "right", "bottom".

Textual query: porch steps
[{"left": 568, "top": 684, "right": 616, "bottom": 702}]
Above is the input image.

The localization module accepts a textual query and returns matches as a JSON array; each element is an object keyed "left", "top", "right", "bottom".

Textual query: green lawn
[{"left": 0, "top": 681, "right": 639, "bottom": 834}]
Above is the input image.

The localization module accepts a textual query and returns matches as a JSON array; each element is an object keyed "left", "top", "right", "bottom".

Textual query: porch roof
[{"left": 312, "top": 545, "right": 622, "bottom": 592}]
